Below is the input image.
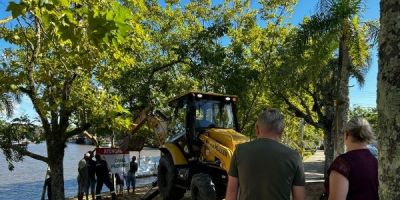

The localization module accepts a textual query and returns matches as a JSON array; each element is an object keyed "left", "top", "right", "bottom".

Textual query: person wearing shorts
[{"left": 126, "top": 156, "right": 138, "bottom": 193}]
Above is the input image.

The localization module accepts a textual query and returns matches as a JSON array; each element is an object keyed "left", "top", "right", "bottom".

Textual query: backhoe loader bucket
[{"left": 119, "top": 135, "right": 146, "bottom": 151}]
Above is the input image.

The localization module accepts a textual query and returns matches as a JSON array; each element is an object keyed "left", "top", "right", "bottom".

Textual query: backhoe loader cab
[{"left": 158, "top": 92, "right": 249, "bottom": 200}]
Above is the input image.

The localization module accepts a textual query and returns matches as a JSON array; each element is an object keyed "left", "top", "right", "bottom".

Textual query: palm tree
[
  {"left": 299, "top": 0, "right": 376, "bottom": 157},
  {"left": 377, "top": 0, "right": 400, "bottom": 198},
  {"left": 0, "top": 93, "right": 20, "bottom": 117}
]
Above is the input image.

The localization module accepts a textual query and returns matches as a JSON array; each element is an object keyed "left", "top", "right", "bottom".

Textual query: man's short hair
[{"left": 256, "top": 108, "right": 285, "bottom": 134}]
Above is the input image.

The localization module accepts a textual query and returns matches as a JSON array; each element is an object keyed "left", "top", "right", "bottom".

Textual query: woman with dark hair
[{"left": 325, "top": 117, "right": 379, "bottom": 200}]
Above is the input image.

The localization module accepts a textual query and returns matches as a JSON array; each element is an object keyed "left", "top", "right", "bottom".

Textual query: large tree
[
  {"left": 296, "top": 0, "right": 373, "bottom": 156},
  {"left": 378, "top": 0, "right": 400, "bottom": 198},
  {"left": 0, "top": 1, "right": 139, "bottom": 199},
  {"left": 112, "top": 0, "right": 299, "bottom": 134},
  {"left": 268, "top": 26, "right": 338, "bottom": 169}
]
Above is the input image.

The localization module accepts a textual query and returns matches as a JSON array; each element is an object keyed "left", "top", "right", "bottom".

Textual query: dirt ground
[
  {"left": 68, "top": 150, "right": 325, "bottom": 200},
  {"left": 67, "top": 186, "right": 191, "bottom": 200}
]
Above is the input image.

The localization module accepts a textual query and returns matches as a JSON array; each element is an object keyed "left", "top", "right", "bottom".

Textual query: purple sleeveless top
[{"left": 325, "top": 149, "right": 379, "bottom": 200}]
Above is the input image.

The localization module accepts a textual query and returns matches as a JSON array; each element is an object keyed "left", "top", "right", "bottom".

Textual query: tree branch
[
  {"left": 59, "top": 74, "right": 78, "bottom": 132},
  {"left": 239, "top": 7, "right": 288, "bottom": 131},
  {"left": 293, "top": 90, "right": 314, "bottom": 120},
  {"left": 16, "top": 18, "right": 34, "bottom": 51},
  {"left": 303, "top": 86, "right": 326, "bottom": 122},
  {"left": 47, "top": 87, "right": 58, "bottom": 132},
  {"left": 151, "top": 59, "right": 184, "bottom": 74},
  {"left": 19, "top": 148, "right": 48, "bottom": 163},
  {"left": 19, "top": 87, "right": 51, "bottom": 134},
  {"left": 18, "top": 15, "right": 51, "bottom": 134},
  {"left": 10, "top": 144, "right": 48, "bottom": 163},
  {"left": 64, "top": 123, "right": 91, "bottom": 141},
  {"left": 0, "top": 16, "right": 12, "bottom": 24},
  {"left": 277, "top": 92, "right": 323, "bottom": 129}
]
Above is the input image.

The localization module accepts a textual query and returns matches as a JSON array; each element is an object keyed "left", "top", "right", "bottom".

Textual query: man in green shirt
[{"left": 226, "top": 109, "right": 305, "bottom": 200}]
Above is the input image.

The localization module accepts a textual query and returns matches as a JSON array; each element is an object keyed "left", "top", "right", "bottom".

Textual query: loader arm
[
  {"left": 119, "top": 104, "right": 170, "bottom": 149},
  {"left": 147, "top": 116, "right": 168, "bottom": 146},
  {"left": 129, "top": 104, "right": 154, "bottom": 134}
]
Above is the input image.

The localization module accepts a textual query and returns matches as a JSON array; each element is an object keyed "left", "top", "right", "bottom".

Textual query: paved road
[{"left": 304, "top": 150, "right": 325, "bottom": 181}]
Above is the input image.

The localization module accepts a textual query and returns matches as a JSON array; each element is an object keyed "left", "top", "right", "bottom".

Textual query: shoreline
[{"left": 66, "top": 184, "right": 192, "bottom": 200}]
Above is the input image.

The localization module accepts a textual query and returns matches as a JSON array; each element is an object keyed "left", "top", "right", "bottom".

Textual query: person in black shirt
[
  {"left": 44, "top": 168, "right": 52, "bottom": 200},
  {"left": 86, "top": 151, "right": 96, "bottom": 200},
  {"left": 94, "top": 154, "right": 116, "bottom": 200},
  {"left": 126, "top": 156, "right": 138, "bottom": 193}
]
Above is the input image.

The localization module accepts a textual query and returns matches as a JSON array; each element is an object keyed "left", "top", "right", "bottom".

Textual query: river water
[{"left": 0, "top": 143, "right": 160, "bottom": 200}]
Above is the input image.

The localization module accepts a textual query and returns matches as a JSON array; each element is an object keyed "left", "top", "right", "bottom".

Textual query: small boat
[
  {"left": 20, "top": 138, "right": 30, "bottom": 145},
  {"left": 100, "top": 138, "right": 112, "bottom": 147},
  {"left": 85, "top": 140, "right": 94, "bottom": 145},
  {"left": 75, "top": 136, "right": 86, "bottom": 144},
  {"left": 12, "top": 138, "right": 30, "bottom": 145},
  {"left": 100, "top": 142, "right": 112, "bottom": 147}
]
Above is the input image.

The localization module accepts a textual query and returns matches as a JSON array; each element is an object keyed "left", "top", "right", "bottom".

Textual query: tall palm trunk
[
  {"left": 378, "top": 0, "right": 400, "bottom": 198},
  {"left": 334, "top": 38, "right": 350, "bottom": 156}
]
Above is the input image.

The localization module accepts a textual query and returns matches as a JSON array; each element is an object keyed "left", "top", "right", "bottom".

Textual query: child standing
[{"left": 115, "top": 173, "right": 124, "bottom": 195}]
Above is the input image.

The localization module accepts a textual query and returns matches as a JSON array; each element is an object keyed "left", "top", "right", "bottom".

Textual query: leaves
[
  {"left": 6, "top": 2, "right": 27, "bottom": 18},
  {"left": 0, "top": 0, "right": 378, "bottom": 173},
  {"left": 0, "top": 0, "right": 149, "bottom": 173}
]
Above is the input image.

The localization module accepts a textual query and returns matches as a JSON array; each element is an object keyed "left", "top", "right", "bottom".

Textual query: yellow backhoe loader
[{"left": 156, "top": 92, "right": 249, "bottom": 200}]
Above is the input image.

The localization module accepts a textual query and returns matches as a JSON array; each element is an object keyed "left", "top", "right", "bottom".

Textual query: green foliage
[
  {"left": 282, "top": 115, "right": 323, "bottom": 157},
  {"left": 0, "top": 93, "right": 19, "bottom": 117},
  {"left": 6, "top": 0, "right": 134, "bottom": 47},
  {"left": 350, "top": 106, "right": 378, "bottom": 132},
  {"left": 0, "top": 1, "right": 147, "bottom": 188},
  {"left": 109, "top": 0, "right": 319, "bottom": 153},
  {"left": 0, "top": 1, "right": 379, "bottom": 198},
  {"left": 0, "top": 2, "right": 379, "bottom": 193},
  {"left": 0, "top": 116, "right": 40, "bottom": 170}
]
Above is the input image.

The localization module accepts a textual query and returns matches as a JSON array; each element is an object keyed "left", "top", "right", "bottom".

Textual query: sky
[{"left": 0, "top": 0, "right": 380, "bottom": 120}]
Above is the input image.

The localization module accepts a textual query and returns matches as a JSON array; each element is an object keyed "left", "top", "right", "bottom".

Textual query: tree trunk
[
  {"left": 324, "top": 126, "right": 334, "bottom": 174},
  {"left": 323, "top": 103, "right": 335, "bottom": 176},
  {"left": 334, "top": 38, "right": 350, "bottom": 156},
  {"left": 378, "top": 1, "right": 400, "bottom": 199},
  {"left": 47, "top": 138, "right": 66, "bottom": 200}
]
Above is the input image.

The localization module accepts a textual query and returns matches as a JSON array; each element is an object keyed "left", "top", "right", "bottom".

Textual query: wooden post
[
  {"left": 138, "top": 151, "right": 141, "bottom": 167},
  {"left": 111, "top": 131, "right": 116, "bottom": 194}
]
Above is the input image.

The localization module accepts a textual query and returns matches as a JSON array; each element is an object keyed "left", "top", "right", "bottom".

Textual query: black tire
[
  {"left": 190, "top": 173, "right": 217, "bottom": 200},
  {"left": 157, "top": 155, "right": 186, "bottom": 200},
  {"left": 215, "top": 184, "right": 226, "bottom": 200}
]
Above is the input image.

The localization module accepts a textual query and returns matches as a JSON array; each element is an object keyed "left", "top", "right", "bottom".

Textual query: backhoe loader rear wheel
[
  {"left": 157, "top": 155, "right": 185, "bottom": 200},
  {"left": 190, "top": 173, "right": 217, "bottom": 200}
]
